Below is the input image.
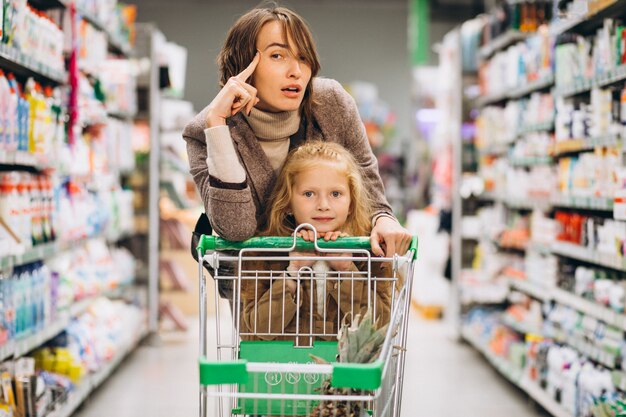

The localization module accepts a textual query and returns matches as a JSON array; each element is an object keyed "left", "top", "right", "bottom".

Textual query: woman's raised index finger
[{"left": 236, "top": 52, "right": 260, "bottom": 82}]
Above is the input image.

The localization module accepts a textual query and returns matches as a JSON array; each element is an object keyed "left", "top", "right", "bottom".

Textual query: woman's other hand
[
  {"left": 206, "top": 52, "right": 261, "bottom": 127},
  {"left": 370, "top": 216, "right": 412, "bottom": 258}
]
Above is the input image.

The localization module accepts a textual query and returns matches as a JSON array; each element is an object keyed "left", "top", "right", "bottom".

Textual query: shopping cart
[{"left": 196, "top": 224, "right": 418, "bottom": 417}]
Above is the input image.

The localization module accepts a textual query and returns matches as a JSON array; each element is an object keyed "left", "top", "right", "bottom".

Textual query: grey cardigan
[{"left": 182, "top": 77, "right": 393, "bottom": 241}]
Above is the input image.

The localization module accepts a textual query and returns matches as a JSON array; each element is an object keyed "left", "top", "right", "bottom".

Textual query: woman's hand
[
  {"left": 205, "top": 52, "right": 261, "bottom": 127},
  {"left": 370, "top": 216, "right": 412, "bottom": 257}
]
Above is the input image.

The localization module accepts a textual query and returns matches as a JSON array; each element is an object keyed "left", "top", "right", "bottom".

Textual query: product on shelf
[{"left": 2, "top": 1, "right": 65, "bottom": 72}]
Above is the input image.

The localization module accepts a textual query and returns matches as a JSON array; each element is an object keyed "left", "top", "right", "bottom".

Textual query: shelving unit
[
  {"left": 461, "top": 327, "right": 571, "bottom": 417},
  {"left": 0, "top": 2, "right": 152, "bottom": 416},
  {"left": 452, "top": 1, "right": 626, "bottom": 415}
]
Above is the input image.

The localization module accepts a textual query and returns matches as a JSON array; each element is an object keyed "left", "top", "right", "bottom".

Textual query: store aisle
[
  {"left": 72, "top": 331, "right": 198, "bottom": 417},
  {"left": 72, "top": 312, "right": 546, "bottom": 417}
]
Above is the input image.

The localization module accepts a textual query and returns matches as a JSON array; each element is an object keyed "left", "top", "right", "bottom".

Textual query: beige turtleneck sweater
[{"left": 204, "top": 109, "right": 300, "bottom": 182}]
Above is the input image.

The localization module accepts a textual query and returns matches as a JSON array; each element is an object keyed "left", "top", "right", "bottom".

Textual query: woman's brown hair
[{"left": 217, "top": 3, "right": 321, "bottom": 120}]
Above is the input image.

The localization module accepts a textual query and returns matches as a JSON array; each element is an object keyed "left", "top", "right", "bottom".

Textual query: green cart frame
[{"left": 197, "top": 224, "right": 418, "bottom": 416}]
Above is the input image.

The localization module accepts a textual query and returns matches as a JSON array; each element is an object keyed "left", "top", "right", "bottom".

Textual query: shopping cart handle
[{"left": 197, "top": 235, "right": 418, "bottom": 259}]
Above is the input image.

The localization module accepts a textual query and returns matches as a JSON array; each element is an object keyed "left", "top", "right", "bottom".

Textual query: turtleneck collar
[{"left": 244, "top": 107, "right": 301, "bottom": 141}]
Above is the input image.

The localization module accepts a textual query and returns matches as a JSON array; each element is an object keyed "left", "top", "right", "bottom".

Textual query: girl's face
[
  {"left": 289, "top": 161, "right": 351, "bottom": 235},
  {"left": 252, "top": 21, "right": 312, "bottom": 113}
]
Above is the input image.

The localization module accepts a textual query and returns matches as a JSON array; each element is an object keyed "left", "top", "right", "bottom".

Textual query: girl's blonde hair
[
  {"left": 263, "top": 141, "right": 374, "bottom": 237},
  {"left": 217, "top": 3, "right": 321, "bottom": 121}
]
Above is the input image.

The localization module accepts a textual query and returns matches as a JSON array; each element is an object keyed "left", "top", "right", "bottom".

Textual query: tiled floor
[{"left": 72, "top": 312, "right": 547, "bottom": 417}]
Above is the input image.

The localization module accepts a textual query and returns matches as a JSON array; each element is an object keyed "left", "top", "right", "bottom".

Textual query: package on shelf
[
  {"left": 54, "top": 177, "right": 125, "bottom": 243},
  {"left": 555, "top": 19, "right": 626, "bottom": 89},
  {"left": 75, "top": 0, "right": 137, "bottom": 49},
  {"left": 553, "top": 211, "right": 626, "bottom": 254},
  {"left": 477, "top": 105, "right": 517, "bottom": 148},
  {"left": 77, "top": 73, "right": 107, "bottom": 127},
  {"left": 510, "top": 132, "right": 552, "bottom": 159},
  {"left": 99, "top": 59, "right": 137, "bottom": 115},
  {"left": 104, "top": 117, "right": 135, "bottom": 172},
  {"left": 479, "top": 156, "right": 556, "bottom": 198},
  {"left": 59, "top": 298, "right": 143, "bottom": 372},
  {"left": 0, "top": 73, "right": 66, "bottom": 164},
  {"left": 48, "top": 240, "right": 135, "bottom": 304},
  {"left": 479, "top": 28, "right": 553, "bottom": 96},
  {"left": 0, "top": 261, "right": 53, "bottom": 342},
  {"left": 557, "top": 149, "right": 622, "bottom": 199},
  {"left": 77, "top": 20, "right": 108, "bottom": 75},
  {"left": 525, "top": 249, "right": 558, "bottom": 288},
  {"left": 555, "top": 87, "right": 625, "bottom": 141},
  {"left": 0, "top": 172, "right": 56, "bottom": 255},
  {"left": 480, "top": 1, "right": 553, "bottom": 43},
  {"left": 556, "top": 257, "right": 626, "bottom": 311},
  {"left": 2, "top": 0, "right": 65, "bottom": 73}
]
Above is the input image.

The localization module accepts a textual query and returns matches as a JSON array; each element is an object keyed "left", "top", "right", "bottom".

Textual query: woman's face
[{"left": 252, "top": 21, "right": 312, "bottom": 113}]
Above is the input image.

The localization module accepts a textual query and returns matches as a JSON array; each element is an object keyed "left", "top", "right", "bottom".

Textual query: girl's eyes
[
  {"left": 303, "top": 191, "right": 314, "bottom": 197},
  {"left": 331, "top": 191, "right": 342, "bottom": 198}
]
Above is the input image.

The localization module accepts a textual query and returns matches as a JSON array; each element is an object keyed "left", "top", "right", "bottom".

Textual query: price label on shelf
[{"left": 614, "top": 189, "right": 626, "bottom": 220}]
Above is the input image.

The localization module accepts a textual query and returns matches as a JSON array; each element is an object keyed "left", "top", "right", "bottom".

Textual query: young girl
[{"left": 238, "top": 141, "right": 394, "bottom": 343}]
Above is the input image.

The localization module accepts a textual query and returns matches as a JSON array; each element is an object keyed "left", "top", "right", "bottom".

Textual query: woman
[{"left": 183, "top": 4, "right": 411, "bottom": 258}]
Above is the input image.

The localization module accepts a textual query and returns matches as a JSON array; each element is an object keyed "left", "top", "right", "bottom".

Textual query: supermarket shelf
[
  {"left": 507, "top": 276, "right": 626, "bottom": 331},
  {"left": 461, "top": 327, "right": 572, "bottom": 417},
  {"left": 612, "top": 371, "right": 626, "bottom": 392},
  {"left": 552, "top": 287, "right": 626, "bottom": 331},
  {"left": 0, "top": 44, "right": 67, "bottom": 85},
  {"left": 509, "top": 74, "right": 555, "bottom": 99},
  {"left": 0, "top": 234, "right": 107, "bottom": 271},
  {"left": 502, "top": 313, "right": 618, "bottom": 369},
  {"left": 479, "top": 192, "right": 552, "bottom": 211},
  {"left": 550, "top": 241, "right": 626, "bottom": 272},
  {"left": 0, "top": 285, "right": 138, "bottom": 362},
  {"left": 461, "top": 327, "right": 524, "bottom": 384},
  {"left": 551, "top": 135, "right": 622, "bottom": 156},
  {"left": 509, "top": 155, "right": 553, "bottom": 167},
  {"left": 77, "top": 9, "right": 133, "bottom": 57},
  {"left": 107, "top": 110, "right": 137, "bottom": 120},
  {"left": 0, "top": 150, "right": 55, "bottom": 170},
  {"left": 522, "top": 378, "right": 572, "bottom": 417},
  {"left": 48, "top": 322, "right": 148, "bottom": 417},
  {"left": 555, "top": 65, "right": 626, "bottom": 98},
  {"left": 478, "top": 142, "right": 511, "bottom": 156},
  {"left": 552, "top": 0, "right": 626, "bottom": 36},
  {"left": 477, "top": 74, "right": 555, "bottom": 107},
  {"left": 562, "top": 333, "right": 617, "bottom": 369},
  {"left": 28, "top": 0, "right": 69, "bottom": 9},
  {"left": 551, "top": 195, "right": 613, "bottom": 211},
  {"left": 476, "top": 91, "right": 509, "bottom": 108},
  {"left": 479, "top": 30, "right": 529, "bottom": 60},
  {"left": 508, "top": 278, "right": 551, "bottom": 302},
  {"left": 502, "top": 314, "right": 543, "bottom": 336},
  {"left": 516, "top": 120, "right": 555, "bottom": 136}
]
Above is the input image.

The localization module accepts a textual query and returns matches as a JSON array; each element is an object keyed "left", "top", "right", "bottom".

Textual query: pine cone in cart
[{"left": 308, "top": 311, "right": 390, "bottom": 417}]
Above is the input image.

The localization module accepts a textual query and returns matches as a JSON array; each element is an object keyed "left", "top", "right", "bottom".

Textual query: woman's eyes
[{"left": 270, "top": 53, "right": 284, "bottom": 60}]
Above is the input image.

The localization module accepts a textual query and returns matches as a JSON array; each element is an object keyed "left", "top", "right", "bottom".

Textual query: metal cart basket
[{"left": 197, "top": 225, "right": 418, "bottom": 417}]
